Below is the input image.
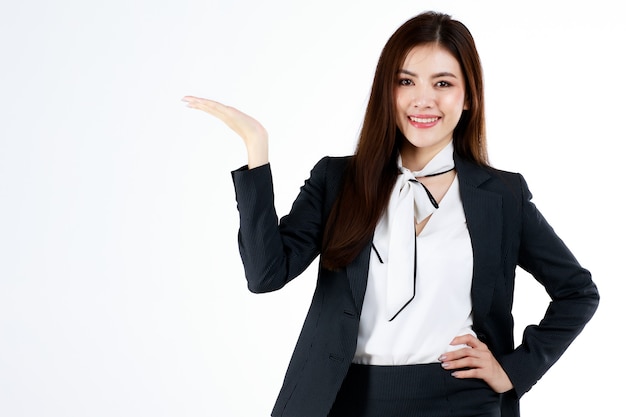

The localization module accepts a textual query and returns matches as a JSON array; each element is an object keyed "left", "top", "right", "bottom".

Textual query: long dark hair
[{"left": 321, "top": 11, "right": 488, "bottom": 270}]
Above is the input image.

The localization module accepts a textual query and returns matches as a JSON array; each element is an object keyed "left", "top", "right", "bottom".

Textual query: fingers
[
  {"left": 440, "top": 334, "right": 488, "bottom": 368},
  {"left": 449, "top": 333, "right": 483, "bottom": 348},
  {"left": 182, "top": 96, "right": 265, "bottom": 134},
  {"left": 439, "top": 334, "right": 484, "bottom": 364},
  {"left": 438, "top": 334, "right": 514, "bottom": 393},
  {"left": 182, "top": 96, "right": 231, "bottom": 118},
  {"left": 440, "top": 352, "right": 483, "bottom": 374},
  {"left": 181, "top": 95, "right": 266, "bottom": 139},
  {"left": 439, "top": 343, "right": 484, "bottom": 371}
]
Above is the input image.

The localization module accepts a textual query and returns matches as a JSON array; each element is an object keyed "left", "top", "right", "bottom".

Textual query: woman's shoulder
[
  {"left": 456, "top": 157, "right": 520, "bottom": 180},
  {"left": 484, "top": 165, "right": 523, "bottom": 182},
  {"left": 316, "top": 154, "right": 353, "bottom": 165},
  {"left": 309, "top": 155, "right": 353, "bottom": 176},
  {"left": 456, "top": 157, "right": 528, "bottom": 198}
]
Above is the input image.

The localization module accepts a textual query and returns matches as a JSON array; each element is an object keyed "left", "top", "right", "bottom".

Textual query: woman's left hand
[{"left": 438, "top": 334, "right": 514, "bottom": 394}]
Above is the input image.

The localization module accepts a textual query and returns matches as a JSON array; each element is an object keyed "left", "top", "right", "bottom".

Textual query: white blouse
[{"left": 353, "top": 175, "right": 475, "bottom": 365}]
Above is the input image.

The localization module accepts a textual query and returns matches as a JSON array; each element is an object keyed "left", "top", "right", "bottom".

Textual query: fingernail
[
  {"left": 438, "top": 355, "right": 447, "bottom": 361},
  {"left": 441, "top": 362, "right": 450, "bottom": 369},
  {"left": 451, "top": 372, "right": 459, "bottom": 377}
]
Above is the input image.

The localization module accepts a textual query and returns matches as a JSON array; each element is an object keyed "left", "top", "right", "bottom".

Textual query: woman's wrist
[{"left": 246, "top": 140, "right": 269, "bottom": 169}]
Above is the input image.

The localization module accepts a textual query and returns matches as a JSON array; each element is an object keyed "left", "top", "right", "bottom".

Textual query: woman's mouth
[{"left": 408, "top": 115, "right": 440, "bottom": 128}]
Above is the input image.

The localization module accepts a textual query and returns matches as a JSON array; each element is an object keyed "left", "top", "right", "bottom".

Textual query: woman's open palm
[{"left": 183, "top": 96, "right": 268, "bottom": 168}]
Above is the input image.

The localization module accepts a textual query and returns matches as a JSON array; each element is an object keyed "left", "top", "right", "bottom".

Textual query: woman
[{"left": 183, "top": 11, "right": 598, "bottom": 417}]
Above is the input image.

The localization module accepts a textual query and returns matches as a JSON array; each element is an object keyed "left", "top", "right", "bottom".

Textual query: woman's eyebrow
[
  {"left": 432, "top": 71, "right": 458, "bottom": 79},
  {"left": 397, "top": 69, "right": 459, "bottom": 79},
  {"left": 398, "top": 69, "right": 417, "bottom": 77}
]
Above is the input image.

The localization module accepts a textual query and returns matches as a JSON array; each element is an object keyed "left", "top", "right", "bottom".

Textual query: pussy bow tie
[{"left": 384, "top": 142, "right": 455, "bottom": 321}]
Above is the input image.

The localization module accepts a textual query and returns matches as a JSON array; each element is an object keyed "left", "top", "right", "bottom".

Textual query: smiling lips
[{"left": 408, "top": 115, "right": 440, "bottom": 128}]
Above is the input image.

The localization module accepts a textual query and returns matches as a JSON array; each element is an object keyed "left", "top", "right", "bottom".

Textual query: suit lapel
[{"left": 455, "top": 156, "right": 503, "bottom": 323}]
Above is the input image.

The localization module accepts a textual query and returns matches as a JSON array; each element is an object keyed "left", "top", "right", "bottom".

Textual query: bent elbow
[{"left": 246, "top": 277, "right": 285, "bottom": 294}]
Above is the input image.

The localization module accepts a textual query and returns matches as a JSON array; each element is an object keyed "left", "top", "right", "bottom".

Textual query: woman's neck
[{"left": 400, "top": 140, "right": 453, "bottom": 171}]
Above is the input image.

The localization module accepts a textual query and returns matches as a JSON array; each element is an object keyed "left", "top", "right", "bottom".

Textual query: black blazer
[{"left": 231, "top": 154, "right": 599, "bottom": 417}]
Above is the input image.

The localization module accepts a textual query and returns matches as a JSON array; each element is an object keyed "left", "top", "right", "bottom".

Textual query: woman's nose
[{"left": 411, "top": 86, "right": 434, "bottom": 108}]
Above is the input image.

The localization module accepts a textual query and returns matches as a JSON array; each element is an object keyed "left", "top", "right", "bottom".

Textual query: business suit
[{"left": 231, "top": 153, "right": 599, "bottom": 417}]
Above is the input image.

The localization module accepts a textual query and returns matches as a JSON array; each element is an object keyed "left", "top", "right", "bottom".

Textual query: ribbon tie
[{"left": 377, "top": 141, "right": 455, "bottom": 321}]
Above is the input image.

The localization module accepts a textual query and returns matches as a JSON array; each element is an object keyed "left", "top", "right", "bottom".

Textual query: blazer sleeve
[
  {"left": 231, "top": 158, "right": 330, "bottom": 293},
  {"left": 499, "top": 174, "right": 600, "bottom": 397}
]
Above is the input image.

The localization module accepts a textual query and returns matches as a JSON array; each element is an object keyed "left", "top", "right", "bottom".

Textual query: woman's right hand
[{"left": 182, "top": 96, "right": 269, "bottom": 169}]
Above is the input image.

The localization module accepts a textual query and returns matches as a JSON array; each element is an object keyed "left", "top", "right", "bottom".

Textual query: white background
[{"left": 1, "top": 1, "right": 622, "bottom": 416}]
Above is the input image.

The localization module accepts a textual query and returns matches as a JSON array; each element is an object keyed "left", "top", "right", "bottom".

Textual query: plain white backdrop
[{"left": 0, "top": 0, "right": 622, "bottom": 416}]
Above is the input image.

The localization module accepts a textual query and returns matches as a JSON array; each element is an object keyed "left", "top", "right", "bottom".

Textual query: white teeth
[{"left": 409, "top": 116, "right": 438, "bottom": 123}]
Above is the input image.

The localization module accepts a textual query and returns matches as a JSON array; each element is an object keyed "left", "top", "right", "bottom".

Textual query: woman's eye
[
  {"left": 398, "top": 78, "right": 413, "bottom": 86},
  {"left": 435, "top": 81, "right": 451, "bottom": 87}
]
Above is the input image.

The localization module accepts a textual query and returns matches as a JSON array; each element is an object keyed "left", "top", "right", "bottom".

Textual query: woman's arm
[
  {"left": 231, "top": 158, "right": 331, "bottom": 293},
  {"left": 184, "top": 96, "right": 329, "bottom": 292},
  {"left": 496, "top": 174, "right": 600, "bottom": 397},
  {"left": 439, "top": 173, "right": 599, "bottom": 396}
]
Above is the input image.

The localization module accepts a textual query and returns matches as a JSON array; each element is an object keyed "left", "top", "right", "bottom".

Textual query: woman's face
[{"left": 395, "top": 43, "right": 467, "bottom": 170}]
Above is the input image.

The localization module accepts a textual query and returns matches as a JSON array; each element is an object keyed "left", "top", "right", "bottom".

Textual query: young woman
[{"left": 183, "top": 11, "right": 599, "bottom": 417}]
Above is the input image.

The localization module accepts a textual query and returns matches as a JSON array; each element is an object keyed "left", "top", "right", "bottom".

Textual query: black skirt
[{"left": 328, "top": 363, "right": 501, "bottom": 417}]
